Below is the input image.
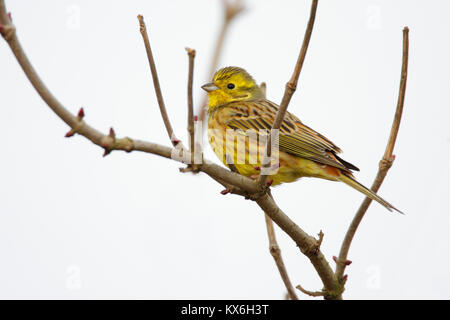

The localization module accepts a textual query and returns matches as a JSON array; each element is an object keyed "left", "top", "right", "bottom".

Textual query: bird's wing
[{"left": 223, "top": 100, "right": 359, "bottom": 172}]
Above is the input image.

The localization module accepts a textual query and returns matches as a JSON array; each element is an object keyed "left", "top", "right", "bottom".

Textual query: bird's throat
[{"left": 206, "top": 90, "right": 231, "bottom": 110}]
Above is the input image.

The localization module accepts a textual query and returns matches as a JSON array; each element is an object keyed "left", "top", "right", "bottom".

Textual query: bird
[{"left": 202, "top": 66, "right": 401, "bottom": 213}]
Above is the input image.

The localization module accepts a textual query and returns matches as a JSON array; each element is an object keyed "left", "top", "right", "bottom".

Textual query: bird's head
[{"left": 202, "top": 66, "right": 264, "bottom": 110}]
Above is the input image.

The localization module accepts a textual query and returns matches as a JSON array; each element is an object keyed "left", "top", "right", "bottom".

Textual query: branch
[
  {"left": 335, "top": 27, "right": 409, "bottom": 285},
  {"left": 296, "top": 284, "right": 325, "bottom": 297},
  {"left": 264, "top": 206, "right": 298, "bottom": 300},
  {"left": 197, "top": 0, "right": 244, "bottom": 122},
  {"left": 138, "top": 15, "right": 179, "bottom": 146},
  {"left": 185, "top": 47, "right": 197, "bottom": 167},
  {"left": 255, "top": 193, "right": 342, "bottom": 299},
  {"left": 257, "top": 0, "right": 318, "bottom": 188}
]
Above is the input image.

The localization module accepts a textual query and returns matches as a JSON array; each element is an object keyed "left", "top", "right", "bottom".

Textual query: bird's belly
[
  {"left": 271, "top": 152, "right": 333, "bottom": 185},
  {"left": 208, "top": 136, "right": 334, "bottom": 186},
  {"left": 208, "top": 125, "right": 340, "bottom": 186}
]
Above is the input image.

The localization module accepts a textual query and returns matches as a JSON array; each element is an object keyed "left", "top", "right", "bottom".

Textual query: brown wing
[{"left": 223, "top": 100, "right": 359, "bottom": 172}]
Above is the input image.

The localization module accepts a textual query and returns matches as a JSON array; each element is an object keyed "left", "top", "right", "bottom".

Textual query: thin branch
[
  {"left": 186, "top": 47, "right": 197, "bottom": 166},
  {"left": 296, "top": 284, "right": 325, "bottom": 297},
  {"left": 264, "top": 208, "right": 299, "bottom": 300},
  {"left": 274, "top": 0, "right": 319, "bottom": 123},
  {"left": 138, "top": 15, "right": 178, "bottom": 146},
  {"left": 335, "top": 27, "right": 409, "bottom": 285},
  {"left": 197, "top": 0, "right": 244, "bottom": 122},
  {"left": 255, "top": 193, "right": 342, "bottom": 299},
  {"left": 316, "top": 230, "right": 325, "bottom": 250},
  {"left": 257, "top": 0, "right": 319, "bottom": 188}
]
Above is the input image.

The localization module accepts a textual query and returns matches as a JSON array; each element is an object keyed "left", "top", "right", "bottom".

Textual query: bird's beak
[{"left": 201, "top": 82, "right": 219, "bottom": 92}]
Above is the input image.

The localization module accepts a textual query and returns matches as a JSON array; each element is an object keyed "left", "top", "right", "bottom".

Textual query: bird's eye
[{"left": 227, "top": 83, "right": 235, "bottom": 89}]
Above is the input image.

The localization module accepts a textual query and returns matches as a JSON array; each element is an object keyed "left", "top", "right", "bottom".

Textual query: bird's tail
[{"left": 338, "top": 173, "right": 403, "bottom": 214}]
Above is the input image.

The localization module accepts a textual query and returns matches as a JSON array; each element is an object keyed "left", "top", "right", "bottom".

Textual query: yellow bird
[{"left": 202, "top": 66, "right": 401, "bottom": 213}]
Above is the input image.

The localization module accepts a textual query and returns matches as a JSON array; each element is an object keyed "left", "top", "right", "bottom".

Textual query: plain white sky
[{"left": 1, "top": 0, "right": 449, "bottom": 299}]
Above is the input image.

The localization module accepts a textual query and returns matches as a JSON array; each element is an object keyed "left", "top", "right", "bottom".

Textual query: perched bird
[{"left": 202, "top": 66, "right": 401, "bottom": 213}]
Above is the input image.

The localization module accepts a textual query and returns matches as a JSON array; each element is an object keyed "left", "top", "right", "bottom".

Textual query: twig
[
  {"left": 197, "top": 0, "right": 244, "bottom": 121},
  {"left": 186, "top": 47, "right": 197, "bottom": 166},
  {"left": 257, "top": 0, "right": 319, "bottom": 188},
  {"left": 138, "top": 15, "right": 178, "bottom": 146},
  {"left": 296, "top": 284, "right": 325, "bottom": 297},
  {"left": 255, "top": 193, "right": 342, "bottom": 299},
  {"left": 316, "top": 230, "right": 324, "bottom": 252},
  {"left": 335, "top": 27, "right": 409, "bottom": 286},
  {"left": 264, "top": 207, "right": 299, "bottom": 300}
]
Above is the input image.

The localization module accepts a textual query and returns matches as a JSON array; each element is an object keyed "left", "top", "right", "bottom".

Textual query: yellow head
[{"left": 202, "top": 66, "right": 264, "bottom": 110}]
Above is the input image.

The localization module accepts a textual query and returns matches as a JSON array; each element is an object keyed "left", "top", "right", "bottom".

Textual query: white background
[{"left": 1, "top": 0, "right": 449, "bottom": 299}]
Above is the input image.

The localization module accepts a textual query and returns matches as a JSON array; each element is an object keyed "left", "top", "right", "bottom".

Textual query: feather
[{"left": 222, "top": 100, "right": 356, "bottom": 172}]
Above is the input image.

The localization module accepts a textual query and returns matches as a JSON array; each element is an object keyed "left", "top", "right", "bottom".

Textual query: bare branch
[
  {"left": 274, "top": 0, "right": 319, "bottom": 123},
  {"left": 257, "top": 0, "right": 319, "bottom": 188},
  {"left": 335, "top": 27, "right": 409, "bottom": 285},
  {"left": 185, "top": 47, "right": 197, "bottom": 167},
  {"left": 384, "top": 29, "right": 409, "bottom": 160},
  {"left": 316, "top": 230, "right": 324, "bottom": 251},
  {"left": 296, "top": 284, "right": 325, "bottom": 297},
  {"left": 138, "top": 15, "right": 179, "bottom": 146},
  {"left": 197, "top": 0, "right": 245, "bottom": 121},
  {"left": 264, "top": 209, "right": 298, "bottom": 300},
  {"left": 255, "top": 193, "right": 342, "bottom": 299}
]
